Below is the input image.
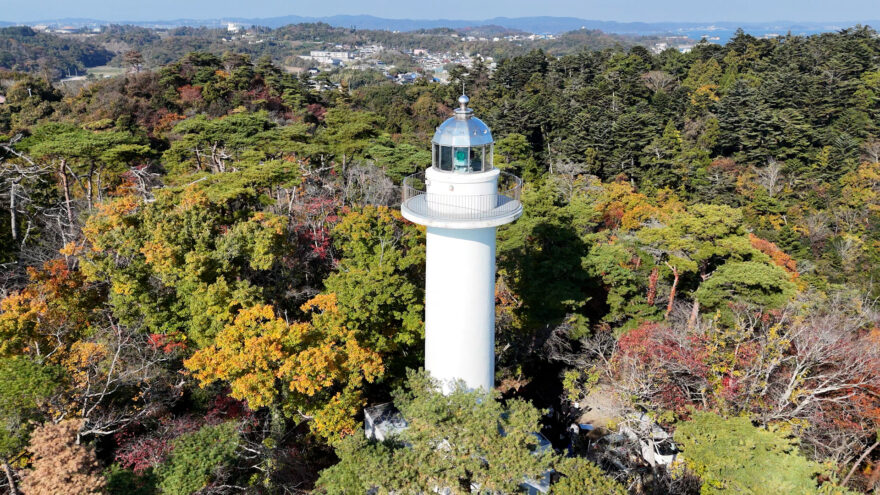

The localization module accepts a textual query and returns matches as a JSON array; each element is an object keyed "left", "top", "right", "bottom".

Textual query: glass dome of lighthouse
[
  {"left": 401, "top": 94, "right": 521, "bottom": 229},
  {"left": 432, "top": 95, "right": 494, "bottom": 173}
]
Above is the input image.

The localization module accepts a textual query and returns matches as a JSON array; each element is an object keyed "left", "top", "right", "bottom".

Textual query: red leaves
[
  {"left": 146, "top": 333, "right": 186, "bottom": 354},
  {"left": 306, "top": 103, "right": 326, "bottom": 122},
  {"left": 293, "top": 197, "right": 341, "bottom": 262},
  {"left": 618, "top": 323, "right": 709, "bottom": 379},
  {"left": 114, "top": 393, "right": 250, "bottom": 473},
  {"left": 603, "top": 205, "right": 625, "bottom": 229},
  {"left": 115, "top": 435, "right": 171, "bottom": 473},
  {"left": 616, "top": 322, "right": 710, "bottom": 413},
  {"left": 115, "top": 416, "right": 200, "bottom": 472},
  {"left": 298, "top": 226, "right": 332, "bottom": 261}
]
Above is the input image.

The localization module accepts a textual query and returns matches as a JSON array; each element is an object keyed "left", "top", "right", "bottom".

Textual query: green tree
[
  {"left": 694, "top": 261, "right": 796, "bottom": 312},
  {"left": 641, "top": 119, "right": 687, "bottom": 189},
  {"left": 317, "top": 371, "right": 553, "bottom": 494},
  {"left": 318, "top": 107, "right": 383, "bottom": 169},
  {"left": 324, "top": 206, "right": 425, "bottom": 358},
  {"left": 155, "top": 422, "right": 239, "bottom": 495},
  {"left": 635, "top": 203, "right": 797, "bottom": 315},
  {"left": 674, "top": 412, "right": 853, "bottom": 495},
  {"left": 0, "top": 357, "right": 63, "bottom": 493},
  {"left": 551, "top": 457, "right": 627, "bottom": 495},
  {"left": 497, "top": 181, "right": 594, "bottom": 330},
  {"left": 21, "top": 122, "right": 150, "bottom": 214},
  {"left": 162, "top": 112, "right": 307, "bottom": 177},
  {"left": 81, "top": 182, "right": 295, "bottom": 347}
]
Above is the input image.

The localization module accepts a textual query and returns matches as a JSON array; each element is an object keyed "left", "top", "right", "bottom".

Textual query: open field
[{"left": 86, "top": 65, "right": 126, "bottom": 78}]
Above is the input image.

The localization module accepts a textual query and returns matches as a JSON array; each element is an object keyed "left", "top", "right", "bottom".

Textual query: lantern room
[{"left": 431, "top": 95, "right": 494, "bottom": 173}]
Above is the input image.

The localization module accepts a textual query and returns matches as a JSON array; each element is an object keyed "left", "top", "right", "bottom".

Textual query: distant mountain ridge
[{"left": 1, "top": 14, "right": 877, "bottom": 39}]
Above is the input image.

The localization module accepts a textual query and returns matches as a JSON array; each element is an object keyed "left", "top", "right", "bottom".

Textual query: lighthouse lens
[{"left": 453, "top": 147, "right": 468, "bottom": 172}]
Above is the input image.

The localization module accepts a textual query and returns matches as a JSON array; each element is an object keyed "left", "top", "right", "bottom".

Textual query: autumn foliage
[
  {"left": 20, "top": 420, "right": 105, "bottom": 495},
  {"left": 185, "top": 295, "right": 384, "bottom": 440}
]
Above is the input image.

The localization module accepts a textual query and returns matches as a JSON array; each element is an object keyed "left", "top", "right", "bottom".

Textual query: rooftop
[{"left": 432, "top": 95, "right": 494, "bottom": 147}]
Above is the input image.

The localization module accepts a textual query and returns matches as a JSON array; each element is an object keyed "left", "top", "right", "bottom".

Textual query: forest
[{"left": 0, "top": 23, "right": 879, "bottom": 494}]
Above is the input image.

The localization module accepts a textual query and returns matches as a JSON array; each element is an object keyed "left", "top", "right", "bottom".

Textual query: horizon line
[{"left": 2, "top": 14, "right": 878, "bottom": 26}]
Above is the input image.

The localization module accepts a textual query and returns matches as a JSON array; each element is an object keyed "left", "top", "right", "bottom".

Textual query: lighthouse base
[{"left": 424, "top": 226, "right": 497, "bottom": 393}]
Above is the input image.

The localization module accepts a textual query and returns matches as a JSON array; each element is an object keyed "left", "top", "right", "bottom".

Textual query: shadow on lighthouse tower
[{"left": 401, "top": 94, "right": 523, "bottom": 393}]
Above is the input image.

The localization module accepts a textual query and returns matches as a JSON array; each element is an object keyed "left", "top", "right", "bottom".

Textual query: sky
[{"left": 2, "top": 0, "right": 879, "bottom": 23}]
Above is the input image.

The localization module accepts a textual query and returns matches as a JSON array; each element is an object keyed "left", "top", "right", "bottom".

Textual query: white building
[
  {"left": 401, "top": 95, "right": 523, "bottom": 392},
  {"left": 304, "top": 50, "right": 355, "bottom": 65}
]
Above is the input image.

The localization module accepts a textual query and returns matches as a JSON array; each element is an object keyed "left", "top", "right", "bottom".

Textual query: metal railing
[{"left": 401, "top": 170, "right": 522, "bottom": 221}]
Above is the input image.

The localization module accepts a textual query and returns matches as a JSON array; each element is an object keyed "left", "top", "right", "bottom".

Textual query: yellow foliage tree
[{"left": 184, "top": 294, "right": 384, "bottom": 441}]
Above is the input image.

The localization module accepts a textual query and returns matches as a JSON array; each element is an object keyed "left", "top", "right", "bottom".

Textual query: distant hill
[
  {"left": 0, "top": 26, "right": 113, "bottom": 79},
  {"left": 4, "top": 15, "right": 878, "bottom": 41}
]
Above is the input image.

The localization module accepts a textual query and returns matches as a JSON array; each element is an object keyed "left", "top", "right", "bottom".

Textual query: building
[
  {"left": 394, "top": 72, "right": 422, "bottom": 85},
  {"left": 304, "top": 50, "right": 354, "bottom": 66},
  {"left": 369, "top": 99, "right": 540, "bottom": 491},
  {"left": 401, "top": 95, "right": 523, "bottom": 392}
]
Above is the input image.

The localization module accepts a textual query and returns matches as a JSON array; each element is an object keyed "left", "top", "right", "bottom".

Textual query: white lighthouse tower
[{"left": 401, "top": 95, "right": 523, "bottom": 392}]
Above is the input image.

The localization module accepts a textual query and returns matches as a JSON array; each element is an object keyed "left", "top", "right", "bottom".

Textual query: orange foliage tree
[{"left": 0, "top": 259, "right": 100, "bottom": 361}]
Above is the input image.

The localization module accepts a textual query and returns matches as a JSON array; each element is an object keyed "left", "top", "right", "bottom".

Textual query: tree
[
  {"left": 674, "top": 412, "right": 852, "bottom": 495},
  {"left": 551, "top": 457, "right": 627, "bottom": 495},
  {"left": 123, "top": 50, "right": 144, "bottom": 73},
  {"left": 693, "top": 260, "right": 796, "bottom": 311},
  {"left": 323, "top": 206, "right": 425, "bottom": 361},
  {"left": 21, "top": 122, "right": 150, "bottom": 217},
  {"left": 0, "top": 259, "right": 100, "bottom": 360},
  {"left": 364, "top": 140, "right": 431, "bottom": 184},
  {"left": 614, "top": 290, "right": 880, "bottom": 466},
  {"left": 0, "top": 357, "right": 63, "bottom": 494},
  {"left": 317, "top": 108, "right": 383, "bottom": 170},
  {"left": 494, "top": 132, "right": 536, "bottom": 176},
  {"left": 161, "top": 112, "right": 306, "bottom": 176},
  {"left": 317, "top": 371, "right": 554, "bottom": 494},
  {"left": 641, "top": 119, "right": 687, "bottom": 189},
  {"left": 185, "top": 297, "right": 384, "bottom": 441},
  {"left": 496, "top": 181, "right": 594, "bottom": 331},
  {"left": 0, "top": 258, "right": 178, "bottom": 445},
  {"left": 636, "top": 203, "right": 797, "bottom": 318},
  {"left": 19, "top": 419, "right": 105, "bottom": 495},
  {"left": 80, "top": 186, "right": 293, "bottom": 347},
  {"left": 154, "top": 422, "right": 239, "bottom": 495}
]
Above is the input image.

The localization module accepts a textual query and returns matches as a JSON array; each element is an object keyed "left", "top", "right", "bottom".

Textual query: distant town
[{"left": 1, "top": 12, "right": 871, "bottom": 97}]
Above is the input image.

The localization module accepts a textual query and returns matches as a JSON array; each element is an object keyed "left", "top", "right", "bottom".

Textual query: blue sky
[{"left": 2, "top": 0, "right": 879, "bottom": 23}]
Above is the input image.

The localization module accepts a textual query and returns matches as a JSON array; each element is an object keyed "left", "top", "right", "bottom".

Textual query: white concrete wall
[
  {"left": 426, "top": 167, "right": 499, "bottom": 198},
  {"left": 424, "top": 226, "right": 497, "bottom": 392}
]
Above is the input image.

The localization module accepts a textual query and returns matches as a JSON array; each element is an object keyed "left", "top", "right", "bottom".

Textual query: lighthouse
[{"left": 401, "top": 95, "right": 523, "bottom": 392}]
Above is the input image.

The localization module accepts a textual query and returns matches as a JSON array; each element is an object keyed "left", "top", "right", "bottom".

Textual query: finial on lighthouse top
[{"left": 453, "top": 93, "right": 473, "bottom": 120}]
